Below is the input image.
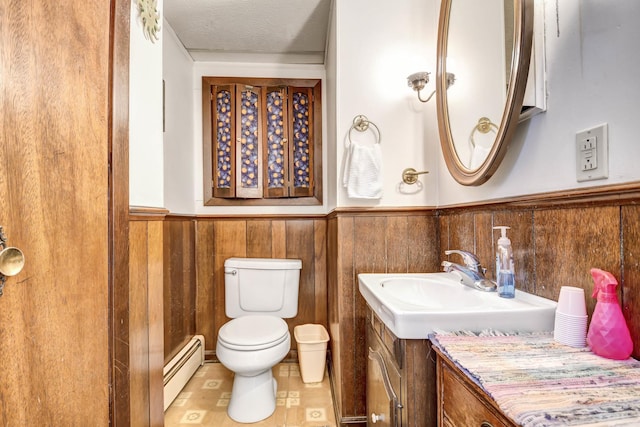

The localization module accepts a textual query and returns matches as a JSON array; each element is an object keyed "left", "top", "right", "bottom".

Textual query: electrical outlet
[{"left": 576, "top": 124, "right": 608, "bottom": 182}]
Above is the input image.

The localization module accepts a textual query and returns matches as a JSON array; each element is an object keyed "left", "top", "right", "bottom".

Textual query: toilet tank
[{"left": 224, "top": 257, "right": 302, "bottom": 318}]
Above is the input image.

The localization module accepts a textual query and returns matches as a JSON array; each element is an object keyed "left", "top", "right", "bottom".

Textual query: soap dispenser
[
  {"left": 493, "top": 226, "right": 515, "bottom": 298},
  {"left": 586, "top": 268, "right": 633, "bottom": 360}
]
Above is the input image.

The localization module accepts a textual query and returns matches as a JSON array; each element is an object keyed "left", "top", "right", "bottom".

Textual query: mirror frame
[{"left": 436, "top": 0, "right": 534, "bottom": 186}]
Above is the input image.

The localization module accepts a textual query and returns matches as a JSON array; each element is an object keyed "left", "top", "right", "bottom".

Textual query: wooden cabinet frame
[{"left": 202, "top": 77, "right": 322, "bottom": 206}]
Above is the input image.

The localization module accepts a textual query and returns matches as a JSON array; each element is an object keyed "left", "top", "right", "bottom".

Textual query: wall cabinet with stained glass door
[{"left": 202, "top": 77, "right": 322, "bottom": 206}]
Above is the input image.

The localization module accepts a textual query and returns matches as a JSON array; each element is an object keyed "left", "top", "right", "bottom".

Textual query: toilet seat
[{"left": 218, "top": 315, "right": 289, "bottom": 351}]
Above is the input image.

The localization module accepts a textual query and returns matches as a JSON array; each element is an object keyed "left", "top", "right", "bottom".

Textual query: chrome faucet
[{"left": 441, "top": 249, "right": 497, "bottom": 292}]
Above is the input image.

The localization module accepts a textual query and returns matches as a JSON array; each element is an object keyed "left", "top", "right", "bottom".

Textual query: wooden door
[{"left": 0, "top": 1, "right": 130, "bottom": 424}]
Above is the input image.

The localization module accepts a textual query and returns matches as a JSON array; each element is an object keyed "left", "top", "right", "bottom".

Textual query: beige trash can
[{"left": 294, "top": 324, "right": 330, "bottom": 383}]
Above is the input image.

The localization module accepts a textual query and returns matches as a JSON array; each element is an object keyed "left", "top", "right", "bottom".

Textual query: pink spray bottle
[{"left": 586, "top": 268, "right": 633, "bottom": 360}]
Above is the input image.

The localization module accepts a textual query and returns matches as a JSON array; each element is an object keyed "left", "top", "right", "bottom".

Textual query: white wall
[
  {"left": 157, "top": 0, "right": 640, "bottom": 214},
  {"left": 333, "top": 0, "right": 440, "bottom": 208},
  {"left": 129, "top": 0, "right": 165, "bottom": 208},
  {"left": 437, "top": 0, "right": 640, "bottom": 205},
  {"left": 325, "top": 1, "right": 338, "bottom": 210},
  {"left": 163, "top": 21, "right": 195, "bottom": 214}
]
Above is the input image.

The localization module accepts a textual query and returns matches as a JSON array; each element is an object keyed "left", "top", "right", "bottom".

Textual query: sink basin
[{"left": 358, "top": 272, "right": 557, "bottom": 339}]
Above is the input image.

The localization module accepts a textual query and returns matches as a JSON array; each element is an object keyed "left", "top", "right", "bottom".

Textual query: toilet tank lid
[{"left": 224, "top": 257, "right": 302, "bottom": 270}]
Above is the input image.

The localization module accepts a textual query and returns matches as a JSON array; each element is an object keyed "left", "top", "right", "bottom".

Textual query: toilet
[{"left": 216, "top": 257, "right": 302, "bottom": 423}]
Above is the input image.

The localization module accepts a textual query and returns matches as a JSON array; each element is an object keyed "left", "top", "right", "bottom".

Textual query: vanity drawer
[
  {"left": 438, "top": 357, "right": 515, "bottom": 427},
  {"left": 368, "top": 307, "right": 403, "bottom": 368}
]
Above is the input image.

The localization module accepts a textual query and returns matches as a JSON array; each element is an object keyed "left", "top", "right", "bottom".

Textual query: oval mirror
[{"left": 436, "top": 0, "right": 534, "bottom": 186}]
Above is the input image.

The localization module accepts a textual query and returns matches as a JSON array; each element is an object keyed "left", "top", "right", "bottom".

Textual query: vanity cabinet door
[
  {"left": 367, "top": 345, "right": 402, "bottom": 427},
  {"left": 367, "top": 319, "right": 403, "bottom": 427}
]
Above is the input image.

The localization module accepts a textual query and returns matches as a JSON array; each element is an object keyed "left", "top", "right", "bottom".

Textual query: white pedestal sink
[{"left": 358, "top": 272, "right": 557, "bottom": 339}]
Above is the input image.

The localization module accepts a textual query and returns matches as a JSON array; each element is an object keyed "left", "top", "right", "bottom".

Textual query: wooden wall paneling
[
  {"left": 493, "top": 210, "right": 535, "bottom": 293},
  {"left": 182, "top": 220, "right": 196, "bottom": 337},
  {"left": 195, "top": 221, "right": 216, "bottom": 354},
  {"left": 147, "top": 221, "right": 165, "bottom": 426},
  {"left": 196, "top": 218, "right": 328, "bottom": 359},
  {"left": 129, "top": 221, "right": 150, "bottom": 426},
  {"left": 212, "top": 220, "right": 248, "bottom": 350},
  {"left": 285, "top": 220, "right": 317, "bottom": 350},
  {"left": 326, "top": 218, "right": 343, "bottom": 415},
  {"left": 353, "top": 216, "right": 387, "bottom": 418},
  {"left": 163, "top": 221, "right": 180, "bottom": 360},
  {"left": 622, "top": 206, "right": 640, "bottom": 359},
  {"left": 163, "top": 220, "right": 196, "bottom": 362},
  {"left": 474, "top": 213, "right": 494, "bottom": 280},
  {"left": 438, "top": 215, "right": 450, "bottom": 271},
  {"left": 328, "top": 211, "right": 439, "bottom": 425},
  {"left": 441, "top": 212, "right": 475, "bottom": 261},
  {"left": 386, "top": 216, "right": 409, "bottom": 273},
  {"left": 272, "top": 220, "right": 287, "bottom": 258},
  {"left": 354, "top": 216, "right": 388, "bottom": 274},
  {"left": 127, "top": 218, "right": 163, "bottom": 427},
  {"left": 337, "top": 216, "right": 356, "bottom": 418},
  {"left": 533, "top": 207, "right": 620, "bottom": 311},
  {"left": 213, "top": 219, "right": 248, "bottom": 259},
  {"left": 166, "top": 221, "right": 182, "bottom": 360},
  {"left": 314, "top": 219, "right": 328, "bottom": 326},
  {"left": 247, "top": 220, "right": 273, "bottom": 257},
  {"left": 407, "top": 215, "right": 440, "bottom": 272}
]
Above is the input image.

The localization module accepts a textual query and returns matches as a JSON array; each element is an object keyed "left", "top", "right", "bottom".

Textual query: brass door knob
[
  {"left": 0, "top": 226, "right": 25, "bottom": 296},
  {"left": 0, "top": 246, "right": 25, "bottom": 277}
]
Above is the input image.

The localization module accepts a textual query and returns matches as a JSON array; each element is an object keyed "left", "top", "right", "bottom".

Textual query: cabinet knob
[
  {"left": 371, "top": 413, "right": 386, "bottom": 423},
  {"left": 480, "top": 422, "right": 495, "bottom": 427}
]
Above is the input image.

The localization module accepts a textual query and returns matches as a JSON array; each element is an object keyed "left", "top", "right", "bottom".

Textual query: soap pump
[
  {"left": 586, "top": 268, "right": 633, "bottom": 360},
  {"left": 493, "top": 226, "right": 515, "bottom": 298}
]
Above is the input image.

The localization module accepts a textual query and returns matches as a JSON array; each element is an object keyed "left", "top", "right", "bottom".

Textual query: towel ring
[
  {"left": 470, "top": 117, "right": 498, "bottom": 148},
  {"left": 347, "top": 115, "right": 381, "bottom": 146}
]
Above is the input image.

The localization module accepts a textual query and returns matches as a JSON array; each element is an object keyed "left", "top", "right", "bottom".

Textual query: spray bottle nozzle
[{"left": 590, "top": 268, "right": 618, "bottom": 299}]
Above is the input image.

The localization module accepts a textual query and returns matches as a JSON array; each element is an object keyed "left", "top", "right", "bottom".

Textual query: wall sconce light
[{"left": 407, "top": 71, "right": 456, "bottom": 103}]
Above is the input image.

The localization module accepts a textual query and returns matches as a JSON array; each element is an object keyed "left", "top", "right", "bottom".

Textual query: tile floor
[{"left": 165, "top": 362, "right": 337, "bottom": 427}]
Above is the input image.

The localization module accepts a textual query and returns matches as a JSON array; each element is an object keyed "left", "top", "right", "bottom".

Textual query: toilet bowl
[
  {"left": 216, "top": 257, "right": 302, "bottom": 423},
  {"left": 216, "top": 315, "right": 290, "bottom": 423}
]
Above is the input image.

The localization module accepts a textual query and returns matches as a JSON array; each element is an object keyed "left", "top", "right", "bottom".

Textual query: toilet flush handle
[{"left": 224, "top": 268, "right": 237, "bottom": 276}]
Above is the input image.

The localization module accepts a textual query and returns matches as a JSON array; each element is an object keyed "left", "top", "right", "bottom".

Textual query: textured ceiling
[{"left": 163, "top": 0, "right": 332, "bottom": 63}]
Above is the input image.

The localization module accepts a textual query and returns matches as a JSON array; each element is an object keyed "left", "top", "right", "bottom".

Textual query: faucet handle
[{"left": 444, "top": 250, "right": 482, "bottom": 271}]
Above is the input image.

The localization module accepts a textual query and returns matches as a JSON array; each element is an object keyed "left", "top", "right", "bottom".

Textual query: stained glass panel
[
  {"left": 292, "top": 91, "right": 310, "bottom": 188},
  {"left": 215, "top": 90, "right": 232, "bottom": 189},
  {"left": 266, "top": 90, "right": 286, "bottom": 189},
  {"left": 240, "top": 90, "right": 259, "bottom": 188}
]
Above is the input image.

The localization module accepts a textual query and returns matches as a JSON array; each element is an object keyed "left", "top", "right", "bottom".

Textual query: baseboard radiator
[{"left": 163, "top": 335, "right": 205, "bottom": 410}]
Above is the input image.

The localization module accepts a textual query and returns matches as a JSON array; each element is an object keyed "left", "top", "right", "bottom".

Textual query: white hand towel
[{"left": 342, "top": 142, "right": 383, "bottom": 199}]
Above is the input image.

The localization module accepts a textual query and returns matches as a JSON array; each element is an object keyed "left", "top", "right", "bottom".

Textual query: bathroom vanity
[
  {"left": 435, "top": 349, "right": 515, "bottom": 427},
  {"left": 366, "top": 306, "right": 437, "bottom": 427},
  {"left": 359, "top": 272, "right": 556, "bottom": 426},
  {"left": 431, "top": 332, "right": 640, "bottom": 426}
]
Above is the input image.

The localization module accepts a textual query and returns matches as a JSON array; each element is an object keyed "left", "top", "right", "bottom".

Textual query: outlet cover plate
[{"left": 576, "top": 123, "right": 608, "bottom": 182}]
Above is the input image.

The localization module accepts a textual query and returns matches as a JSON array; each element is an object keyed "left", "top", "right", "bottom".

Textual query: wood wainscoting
[
  {"left": 194, "top": 216, "right": 328, "bottom": 359},
  {"left": 129, "top": 208, "right": 168, "bottom": 427},
  {"left": 327, "top": 209, "right": 441, "bottom": 425},
  {"left": 127, "top": 183, "right": 640, "bottom": 427},
  {"left": 163, "top": 216, "right": 197, "bottom": 363}
]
